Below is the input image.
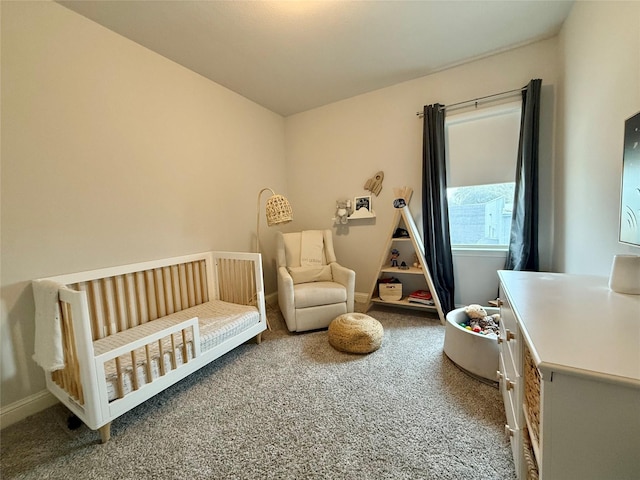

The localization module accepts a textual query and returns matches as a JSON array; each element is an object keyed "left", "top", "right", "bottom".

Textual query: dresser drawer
[
  {"left": 499, "top": 292, "right": 520, "bottom": 377},
  {"left": 499, "top": 353, "right": 521, "bottom": 469},
  {"left": 499, "top": 289, "right": 518, "bottom": 334},
  {"left": 498, "top": 325, "right": 519, "bottom": 382},
  {"left": 499, "top": 354, "right": 519, "bottom": 430}
]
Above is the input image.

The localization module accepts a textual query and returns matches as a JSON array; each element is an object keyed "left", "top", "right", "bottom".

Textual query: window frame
[{"left": 445, "top": 101, "right": 521, "bottom": 251}]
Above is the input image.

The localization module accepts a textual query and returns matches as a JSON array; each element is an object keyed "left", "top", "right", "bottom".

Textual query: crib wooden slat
[
  {"left": 247, "top": 261, "right": 254, "bottom": 304},
  {"left": 101, "top": 278, "right": 117, "bottom": 336},
  {"left": 171, "top": 265, "right": 182, "bottom": 312},
  {"left": 145, "top": 270, "right": 158, "bottom": 321},
  {"left": 239, "top": 261, "right": 246, "bottom": 304},
  {"left": 135, "top": 272, "right": 148, "bottom": 325},
  {"left": 186, "top": 263, "right": 195, "bottom": 307},
  {"left": 198, "top": 260, "right": 208, "bottom": 302},
  {"left": 93, "top": 280, "right": 106, "bottom": 338},
  {"left": 114, "top": 276, "right": 127, "bottom": 333},
  {"left": 65, "top": 301, "right": 83, "bottom": 402},
  {"left": 115, "top": 357, "right": 124, "bottom": 399},
  {"left": 179, "top": 264, "right": 189, "bottom": 309},
  {"left": 152, "top": 268, "right": 164, "bottom": 318},
  {"left": 144, "top": 345, "right": 152, "bottom": 383},
  {"left": 217, "top": 260, "right": 225, "bottom": 302},
  {"left": 233, "top": 260, "right": 239, "bottom": 302},
  {"left": 199, "top": 260, "right": 207, "bottom": 302},
  {"left": 82, "top": 282, "right": 97, "bottom": 341},
  {"left": 170, "top": 334, "right": 177, "bottom": 370},
  {"left": 231, "top": 260, "right": 239, "bottom": 303},
  {"left": 124, "top": 273, "right": 137, "bottom": 329},
  {"left": 157, "top": 340, "right": 165, "bottom": 376},
  {"left": 181, "top": 329, "right": 189, "bottom": 363},
  {"left": 221, "top": 259, "right": 230, "bottom": 302},
  {"left": 52, "top": 300, "right": 83, "bottom": 404},
  {"left": 129, "top": 350, "right": 137, "bottom": 391},
  {"left": 58, "top": 302, "right": 70, "bottom": 395},
  {"left": 193, "top": 262, "right": 200, "bottom": 305},
  {"left": 218, "top": 260, "right": 227, "bottom": 302},
  {"left": 238, "top": 260, "right": 244, "bottom": 303},
  {"left": 163, "top": 267, "right": 174, "bottom": 315},
  {"left": 248, "top": 260, "right": 257, "bottom": 305},
  {"left": 229, "top": 260, "right": 235, "bottom": 302},
  {"left": 59, "top": 302, "right": 72, "bottom": 397}
]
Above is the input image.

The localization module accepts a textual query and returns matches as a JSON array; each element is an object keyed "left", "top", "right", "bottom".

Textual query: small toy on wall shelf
[
  {"left": 393, "top": 186, "right": 411, "bottom": 208},
  {"left": 390, "top": 248, "right": 400, "bottom": 267},
  {"left": 460, "top": 304, "right": 501, "bottom": 335},
  {"left": 334, "top": 199, "right": 353, "bottom": 224}
]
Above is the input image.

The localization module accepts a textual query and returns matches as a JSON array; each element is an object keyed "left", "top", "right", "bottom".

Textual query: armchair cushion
[
  {"left": 293, "top": 282, "right": 347, "bottom": 309},
  {"left": 287, "top": 265, "right": 333, "bottom": 284}
]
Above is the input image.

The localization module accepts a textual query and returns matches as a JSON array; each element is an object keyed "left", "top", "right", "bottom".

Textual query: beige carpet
[{"left": 0, "top": 305, "right": 516, "bottom": 479}]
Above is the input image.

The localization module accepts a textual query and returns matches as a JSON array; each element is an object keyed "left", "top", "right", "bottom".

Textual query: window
[
  {"left": 447, "top": 182, "right": 514, "bottom": 246},
  {"left": 445, "top": 102, "right": 521, "bottom": 248}
]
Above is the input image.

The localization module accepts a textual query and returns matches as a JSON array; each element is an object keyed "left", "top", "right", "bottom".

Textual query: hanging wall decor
[
  {"left": 619, "top": 111, "right": 640, "bottom": 247},
  {"left": 364, "top": 171, "right": 384, "bottom": 196}
]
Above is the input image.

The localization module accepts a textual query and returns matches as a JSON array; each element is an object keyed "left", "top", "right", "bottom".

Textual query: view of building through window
[{"left": 447, "top": 182, "right": 515, "bottom": 247}]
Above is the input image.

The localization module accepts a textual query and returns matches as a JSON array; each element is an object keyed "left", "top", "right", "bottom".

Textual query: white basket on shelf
[{"left": 379, "top": 283, "right": 402, "bottom": 301}]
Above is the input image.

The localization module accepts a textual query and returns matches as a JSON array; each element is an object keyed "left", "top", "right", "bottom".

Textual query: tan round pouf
[{"left": 328, "top": 313, "right": 384, "bottom": 354}]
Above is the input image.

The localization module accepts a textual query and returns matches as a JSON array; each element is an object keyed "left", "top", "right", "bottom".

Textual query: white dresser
[{"left": 497, "top": 270, "right": 640, "bottom": 480}]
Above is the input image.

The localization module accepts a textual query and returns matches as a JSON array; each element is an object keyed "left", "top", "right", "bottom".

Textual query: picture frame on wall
[
  {"left": 354, "top": 195, "right": 371, "bottom": 213},
  {"left": 349, "top": 194, "right": 374, "bottom": 219},
  {"left": 619, "top": 111, "right": 640, "bottom": 247}
]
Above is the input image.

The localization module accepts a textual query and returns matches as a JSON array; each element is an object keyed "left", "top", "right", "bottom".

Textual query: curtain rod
[{"left": 415, "top": 86, "right": 526, "bottom": 118}]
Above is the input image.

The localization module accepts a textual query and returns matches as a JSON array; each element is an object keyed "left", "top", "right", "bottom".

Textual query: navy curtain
[
  {"left": 504, "top": 79, "right": 542, "bottom": 271},
  {"left": 422, "top": 104, "right": 455, "bottom": 314}
]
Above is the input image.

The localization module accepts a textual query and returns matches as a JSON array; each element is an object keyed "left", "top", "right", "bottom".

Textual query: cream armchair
[{"left": 277, "top": 230, "right": 355, "bottom": 332}]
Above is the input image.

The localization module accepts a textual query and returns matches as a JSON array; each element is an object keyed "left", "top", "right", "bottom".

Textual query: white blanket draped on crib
[{"left": 32, "top": 279, "right": 66, "bottom": 372}]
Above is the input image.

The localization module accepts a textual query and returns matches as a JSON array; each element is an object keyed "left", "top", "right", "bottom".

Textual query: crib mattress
[{"left": 93, "top": 300, "right": 259, "bottom": 402}]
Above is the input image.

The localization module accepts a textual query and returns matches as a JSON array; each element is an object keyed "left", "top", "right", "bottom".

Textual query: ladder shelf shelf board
[
  {"left": 366, "top": 203, "right": 445, "bottom": 324},
  {"left": 370, "top": 296, "right": 439, "bottom": 312}
]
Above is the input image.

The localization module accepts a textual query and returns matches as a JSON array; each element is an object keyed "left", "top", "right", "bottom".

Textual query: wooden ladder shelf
[{"left": 366, "top": 190, "right": 445, "bottom": 324}]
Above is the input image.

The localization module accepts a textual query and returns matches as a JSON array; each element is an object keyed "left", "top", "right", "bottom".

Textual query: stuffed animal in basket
[{"left": 463, "top": 304, "right": 500, "bottom": 335}]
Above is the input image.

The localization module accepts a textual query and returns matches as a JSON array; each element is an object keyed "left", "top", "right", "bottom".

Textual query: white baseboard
[
  {"left": 265, "top": 291, "right": 278, "bottom": 306},
  {"left": 354, "top": 292, "right": 369, "bottom": 304},
  {"left": 0, "top": 389, "right": 59, "bottom": 430}
]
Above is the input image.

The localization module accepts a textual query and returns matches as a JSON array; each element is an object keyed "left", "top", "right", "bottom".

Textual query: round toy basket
[{"left": 443, "top": 306, "right": 500, "bottom": 384}]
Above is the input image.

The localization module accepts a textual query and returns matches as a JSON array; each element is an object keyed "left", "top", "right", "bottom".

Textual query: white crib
[{"left": 34, "top": 251, "right": 267, "bottom": 443}]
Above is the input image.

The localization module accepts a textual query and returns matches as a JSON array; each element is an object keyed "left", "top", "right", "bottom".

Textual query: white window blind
[{"left": 445, "top": 101, "right": 522, "bottom": 187}]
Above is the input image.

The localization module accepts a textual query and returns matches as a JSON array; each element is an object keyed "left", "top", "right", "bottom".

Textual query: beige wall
[
  {"left": 284, "top": 38, "right": 559, "bottom": 302},
  {"left": 556, "top": 1, "right": 640, "bottom": 274},
  {"left": 1, "top": 2, "right": 286, "bottom": 408}
]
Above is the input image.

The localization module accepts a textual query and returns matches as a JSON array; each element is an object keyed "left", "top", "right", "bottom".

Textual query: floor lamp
[
  {"left": 256, "top": 188, "right": 292, "bottom": 331},
  {"left": 256, "top": 187, "right": 293, "bottom": 254}
]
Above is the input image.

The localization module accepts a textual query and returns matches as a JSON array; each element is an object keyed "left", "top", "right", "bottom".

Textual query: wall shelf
[
  {"left": 333, "top": 210, "right": 376, "bottom": 224},
  {"left": 348, "top": 208, "right": 376, "bottom": 219}
]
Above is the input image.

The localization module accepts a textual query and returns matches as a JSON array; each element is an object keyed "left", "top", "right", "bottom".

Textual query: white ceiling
[{"left": 58, "top": 1, "right": 574, "bottom": 117}]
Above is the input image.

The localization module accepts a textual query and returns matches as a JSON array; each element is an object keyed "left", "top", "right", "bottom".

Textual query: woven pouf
[{"left": 328, "top": 313, "right": 384, "bottom": 354}]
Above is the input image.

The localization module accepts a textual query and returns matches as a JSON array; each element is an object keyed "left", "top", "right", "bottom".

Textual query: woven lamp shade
[{"left": 265, "top": 194, "right": 293, "bottom": 226}]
